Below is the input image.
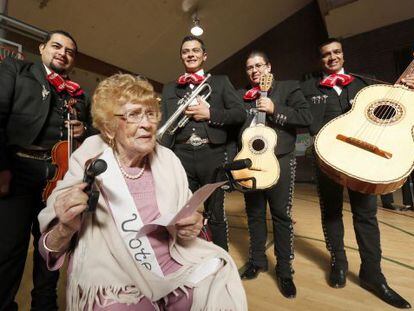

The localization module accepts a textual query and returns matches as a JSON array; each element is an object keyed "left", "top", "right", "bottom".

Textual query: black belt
[{"left": 15, "top": 148, "right": 51, "bottom": 161}]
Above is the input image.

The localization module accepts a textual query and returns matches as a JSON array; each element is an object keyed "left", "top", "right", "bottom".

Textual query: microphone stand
[
  {"left": 85, "top": 186, "right": 100, "bottom": 213},
  {"left": 221, "top": 170, "right": 257, "bottom": 193},
  {"left": 200, "top": 159, "right": 257, "bottom": 245},
  {"left": 83, "top": 159, "right": 107, "bottom": 212}
]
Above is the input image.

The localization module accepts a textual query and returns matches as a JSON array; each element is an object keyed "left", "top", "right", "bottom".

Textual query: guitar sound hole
[
  {"left": 373, "top": 104, "right": 396, "bottom": 120},
  {"left": 366, "top": 100, "right": 403, "bottom": 125},
  {"left": 252, "top": 139, "right": 265, "bottom": 151}
]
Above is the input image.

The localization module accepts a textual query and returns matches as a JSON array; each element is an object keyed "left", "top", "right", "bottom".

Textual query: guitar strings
[
  {"left": 352, "top": 63, "right": 413, "bottom": 146},
  {"left": 352, "top": 89, "right": 391, "bottom": 144},
  {"left": 363, "top": 87, "right": 402, "bottom": 146},
  {"left": 381, "top": 63, "right": 413, "bottom": 124},
  {"left": 381, "top": 61, "right": 414, "bottom": 125},
  {"left": 373, "top": 64, "right": 413, "bottom": 144}
]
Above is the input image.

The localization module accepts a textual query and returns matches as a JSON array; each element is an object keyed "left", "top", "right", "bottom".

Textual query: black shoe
[
  {"left": 240, "top": 263, "right": 267, "bottom": 280},
  {"left": 276, "top": 276, "right": 297, "bottom": 299},
  {"left": 360, "top": 278, "right": 411, "bottom": 309},
  {"left": 402, "top": 205, "right": 414, "bottom": 211},
  {"left": 329, "top": 266, "right": 347, "bottom": 288},
  {"left": 382, "top": 202, "right": 400, "bottom": 210}
]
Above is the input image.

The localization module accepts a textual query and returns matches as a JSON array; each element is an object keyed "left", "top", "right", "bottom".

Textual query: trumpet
[{"left": 157, "top": 73, "right": 212, "bottom": 142}]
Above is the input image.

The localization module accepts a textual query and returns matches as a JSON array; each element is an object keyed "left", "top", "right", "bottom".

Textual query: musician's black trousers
[
  {"left": 380, "top": 193, "right": 393, "bottom": 206},
  {"left": 381, "top": 173, "right": 414, "bottom": 207},
  {"left": 173, "top": 143, "right": 228, "bottom": 250},
  {"left": 0, "top": 154, "right": 58, "bottom": 311},
  {"left": 315, "top": 164, "right": 385, "bottom": 283},
  {"left": 243, "top": 152, "right": 296, "bottom": 279},
  {"left": 401, "top": 173, "right": 414, "bottom": 207}
]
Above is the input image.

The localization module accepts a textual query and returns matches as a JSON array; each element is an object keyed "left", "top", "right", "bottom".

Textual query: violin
[{"left": 42, "top": 98, "right": 79, "bottom": 201}]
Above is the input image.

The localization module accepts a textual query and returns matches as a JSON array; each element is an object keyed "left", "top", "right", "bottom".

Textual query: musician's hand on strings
[
  {"left": 176, "top": 211, "right": 203, "bottom": 243},
  {"left": 256, "top": 97, "right": 275, "bottom": 114},
  {"left": 0, "top": 170, "right": 12, "bottom": 198},
  {"left": 401, "top": 74, "right": 414, "bottom": 89},
  {"left": 185, "top": 96, "right": 211, "bottom": 121},
  {"left": 65, "top": 120, "right": 85, "bottom": 138}
]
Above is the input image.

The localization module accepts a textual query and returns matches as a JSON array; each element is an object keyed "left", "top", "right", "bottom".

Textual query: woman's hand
[
  {"left": 175, "top": 212, "right": 203, "bottom": 242},
  {"left": 45, "top": 183, "right": 89, "bottom": 254},
  {"left": 54, "top": 183, "right": 89, "bottom": 238}
]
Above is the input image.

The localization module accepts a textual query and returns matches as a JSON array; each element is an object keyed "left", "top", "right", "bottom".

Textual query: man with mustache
[
  {"left": 160, "top": 35, "right": 245, "bottom": 250},
  {"left": 0, "top": 30, "right": 92, "bottom": 310},
  {"left": 301, "top": 38, "right": 412, "bottom": 309}
]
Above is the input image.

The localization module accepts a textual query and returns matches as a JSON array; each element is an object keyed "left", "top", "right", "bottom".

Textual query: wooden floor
[{"left": 16, "top": 183, "right": 414, "bottom": 310}]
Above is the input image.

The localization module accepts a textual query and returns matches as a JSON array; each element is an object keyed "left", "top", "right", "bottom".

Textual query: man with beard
[
  {"left": 160, "top": 36, "right": 245, "bottom": 250},
  {"left": 301, "top": 38, "right": 412, "bottom": 309},
  {"left": 0, "top": 30, "right": 92, "bottom": 310}
]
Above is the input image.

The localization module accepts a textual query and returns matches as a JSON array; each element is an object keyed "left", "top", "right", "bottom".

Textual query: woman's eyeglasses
[{"left": 114, "top": 109, "right": 160, "bottom": 124}]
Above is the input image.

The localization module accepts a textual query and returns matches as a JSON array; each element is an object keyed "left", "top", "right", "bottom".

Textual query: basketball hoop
[{"left": 0, "top": 45, "right": 25, "bottom": 63}]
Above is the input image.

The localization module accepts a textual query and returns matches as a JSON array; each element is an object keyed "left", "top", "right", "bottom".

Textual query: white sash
[{"left": 98, "top": 148, "right": 164, "bottom": 277}]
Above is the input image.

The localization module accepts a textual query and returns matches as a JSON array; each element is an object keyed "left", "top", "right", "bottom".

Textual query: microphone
[
  {"left": 83, "top": 159, "right": 107, "bottom": 212},
  {"left": 222, "top": 158, "right": 252, "bottom": 171},
  {"left": 83, "top": 159, "right": 107, "bottom": 186}
]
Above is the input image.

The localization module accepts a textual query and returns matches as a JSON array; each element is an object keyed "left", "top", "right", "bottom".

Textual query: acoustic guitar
[
  {"left": 231, "top": 73, "right": 280, "bottom": 189},
  {"left": 315, "top": 62, "right": 414, "bottom": 194}
]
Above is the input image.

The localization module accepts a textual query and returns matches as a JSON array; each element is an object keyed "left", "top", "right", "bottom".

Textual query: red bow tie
[
  {"left": 47, "top": 72, "right": 84, "bottom": 97},
  {"left": 177, "top": 73, "right": 205, "bottom": 86},
  {"left": 320, "top": 73, "right": 354, "bottom": 88},
  {"left": 243, "top": 86, "right": 260, "bottom": 101}
]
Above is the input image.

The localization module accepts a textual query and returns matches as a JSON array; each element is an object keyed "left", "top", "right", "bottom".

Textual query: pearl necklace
[{"left": 115, "top": 153, "right": 146, "bottom": 179}]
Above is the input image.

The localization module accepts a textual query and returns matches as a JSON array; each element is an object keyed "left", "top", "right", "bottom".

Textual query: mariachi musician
[
  {"left": 159, "top": 35, "right": 245, "bottom": 250},
  {"left": 301, "top": 38, "right": 413, "bottom": 309},
  {"left": 237, "top": 51, "right": 312, "bottom": 299},
  {"left": 0, "top": 30, "right": 92, "bottom": 310}
]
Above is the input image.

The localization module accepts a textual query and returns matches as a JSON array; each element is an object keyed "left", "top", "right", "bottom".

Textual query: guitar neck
[
  {"left": 256, "top": 91, "right": 268, "bottom": 125},
  {"left": 395, "top": 59, "right": 414, "bottom": 85}
]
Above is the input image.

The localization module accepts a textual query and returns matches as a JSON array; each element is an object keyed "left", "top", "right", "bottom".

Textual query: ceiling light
[{"left": 190, "top": 12, "right": 203, "bottom": 36}]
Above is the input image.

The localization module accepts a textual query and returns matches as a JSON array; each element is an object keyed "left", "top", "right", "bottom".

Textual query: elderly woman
[{"left": 38, "top": 74, "right": 247, "bottom": 310}]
